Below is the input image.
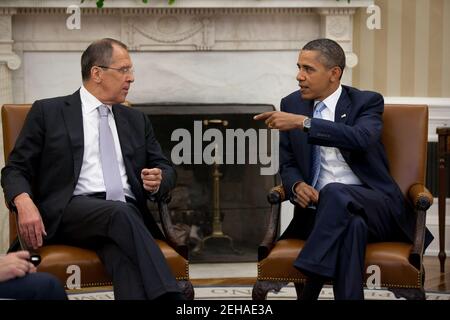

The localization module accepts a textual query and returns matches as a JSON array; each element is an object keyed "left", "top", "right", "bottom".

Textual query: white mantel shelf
[{"left": 0, "top": 0, "right": 373, "bottom": 9}]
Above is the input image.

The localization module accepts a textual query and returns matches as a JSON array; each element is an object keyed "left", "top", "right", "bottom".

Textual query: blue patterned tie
[
  {"left": 310, "top": 101, "right": 327, "bottom": 188},
  {"left": 98, "top": 105, "right": 126, "bottom": 202}
]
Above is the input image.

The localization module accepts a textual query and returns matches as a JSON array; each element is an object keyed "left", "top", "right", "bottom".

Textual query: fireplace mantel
[
  {"left": 0, "top": 0, "right": 370, "bottom": 105},
  {"left": 0, "top": 0, "right": 373, "bottom": 9},
  {"left": 1, "top": 0, "right": 371, "bottom": 52}
]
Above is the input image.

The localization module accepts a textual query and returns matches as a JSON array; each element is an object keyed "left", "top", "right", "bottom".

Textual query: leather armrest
[{"left": 408, "top": 183, "right": 433, "bottom": 211}]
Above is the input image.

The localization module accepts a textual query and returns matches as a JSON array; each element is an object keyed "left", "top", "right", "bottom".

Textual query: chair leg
[
  {"left": 178, "top": 280, "right": 195, "bottom": 300},
  {"left": 252, "top": 280, "right": 288, "bottom": 300},
  {"left": 389, "top": 288, "right": 426, "bottom": 300}
]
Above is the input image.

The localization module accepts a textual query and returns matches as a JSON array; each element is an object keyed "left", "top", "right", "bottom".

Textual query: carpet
[{"left": 67, "top": 285, "right": 450, "bottom": 300}]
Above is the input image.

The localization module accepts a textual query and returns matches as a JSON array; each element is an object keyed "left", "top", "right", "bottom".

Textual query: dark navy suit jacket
[
  {"left": 279, "top": 85, "right": 431, "bottom": 246},
  {"left": 1, "top": 90, "right": 176, "bottom": 245}
]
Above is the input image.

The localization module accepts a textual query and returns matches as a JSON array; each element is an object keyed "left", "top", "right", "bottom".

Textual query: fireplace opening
[{"left": 135, "top": 103, "right": 279, "bottom": 263}]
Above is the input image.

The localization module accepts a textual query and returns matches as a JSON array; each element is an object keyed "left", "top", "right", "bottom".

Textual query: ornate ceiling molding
[
  {"left": 0, "top": 0, "right": 373, "bottom": 9},
  {"left": 14, "top": 7, "right": 316, "bottom": 15},
  {"left": 0, "top": 8, "right": 17, "bottom": 15},
  {"left": 316, "top": 8, "right": 357, "bottom": 16}
]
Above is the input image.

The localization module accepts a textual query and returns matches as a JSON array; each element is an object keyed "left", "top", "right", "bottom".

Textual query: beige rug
[{"left": 67, "top": 285, "right": 450, "bottom": 300}]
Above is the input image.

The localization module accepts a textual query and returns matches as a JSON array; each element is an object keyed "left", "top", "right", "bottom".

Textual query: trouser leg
[
  {"left": 97, "top": 242, "right": 147, "bottom": 300},
  {"left": 293, "top": 183, "right": 398, "bottom": 299},
  {"left": 58, "top": 196, "right": 180, "bottom": 299},
  {"left": 293, "top": 183, "right": 355, "bottom": 278},
  {"left": 333, "top": 215, "right": 368, "bottom": 300},
  {"left": 0, "top": 272, "right": 67, "bottom": 300}
]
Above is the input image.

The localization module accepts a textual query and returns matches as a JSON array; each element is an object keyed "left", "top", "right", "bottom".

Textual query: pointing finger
[{"left": 253, "top": 112, "right": 275, "bottom": 121}]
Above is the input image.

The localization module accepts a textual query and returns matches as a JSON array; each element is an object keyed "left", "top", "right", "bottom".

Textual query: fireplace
[{"left": 136, "top": 103, "right": 279, "bottom": 262}]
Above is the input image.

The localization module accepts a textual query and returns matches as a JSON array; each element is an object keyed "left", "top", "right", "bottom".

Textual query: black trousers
[
  {"left": 57, "top": 195, "right": 180, "bottom": 300},
  {"left": 292, "top": 183, "right": 400, "bottom": 300},
  {"left": 0, "top": 272, "right": 67, "bottom": 300}
]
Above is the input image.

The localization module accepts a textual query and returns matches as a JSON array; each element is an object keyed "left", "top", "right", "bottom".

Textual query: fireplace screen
[{"left": 135, "top": 103, "right": 279, "bottom": 263}]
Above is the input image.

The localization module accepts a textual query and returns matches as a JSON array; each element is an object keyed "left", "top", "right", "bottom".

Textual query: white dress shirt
[
  {"left": 314, "top": 85, "right": 363, "bottom": 190},
  {"left": 74, "top": 85, "right": 135, "bottom": 199}
]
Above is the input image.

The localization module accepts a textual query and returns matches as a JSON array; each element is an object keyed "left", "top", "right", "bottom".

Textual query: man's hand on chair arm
[
  {"left": 293, "top": 182, "right": 319, "bottom": 208},
  {"left": 13, "top": 193, "right": 47, "bottom": 250}
]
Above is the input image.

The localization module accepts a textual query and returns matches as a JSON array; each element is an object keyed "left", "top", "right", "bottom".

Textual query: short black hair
[
  {"left": 302, "top": 38, "right": 346, "bottom": 78},
  {"left": 81, "top": 38, "right": 128, "bottom": 81}
]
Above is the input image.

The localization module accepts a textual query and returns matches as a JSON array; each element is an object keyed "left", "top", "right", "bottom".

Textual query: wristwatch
[{"left": 302, "top": 117, "right": 311, "bottom": 132}]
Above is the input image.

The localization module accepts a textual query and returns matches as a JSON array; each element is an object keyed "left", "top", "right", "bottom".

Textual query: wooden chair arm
[
  {"left": 408, "top": 183, "right": 433, "bottom": 211},
  {"left": 258, "top": 185, "right": 284, "bottom": 260},
  {"left": 407, "top": 183, "right": 432, "bottom": 269},
  {"left": 156, "top": 195, "right": 189, "bottom": 260},
  {"left": 267, "top": 185, "right": 285, "bottom": 204}
]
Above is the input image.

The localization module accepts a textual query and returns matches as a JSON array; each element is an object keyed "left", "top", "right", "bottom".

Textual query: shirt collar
[
  {"left": 80, "top": 85, "right": 113, "bottom": 114},
  {"left": 314, "top": 84, "right": 342, "bottom": 114}
]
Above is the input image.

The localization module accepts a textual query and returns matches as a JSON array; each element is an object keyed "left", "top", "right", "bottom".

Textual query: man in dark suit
[
  {"left": 1, "top": 38, "right": 182, "bottom": 300},
  {"left": 255, "top": 38, "right": 431, "bottom": 300}
]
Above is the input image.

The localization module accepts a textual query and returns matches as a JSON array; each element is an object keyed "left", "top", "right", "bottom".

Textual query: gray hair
[{"left": 81, "top": 38, "right": 128, "bottom": 81}]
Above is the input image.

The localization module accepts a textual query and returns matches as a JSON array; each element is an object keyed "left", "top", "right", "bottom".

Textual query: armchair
[
  {"left": 2, "top": 104, "right": 194, "bottom": 299},
  {"left": 252, "top": 104, "right": 432, "bottom": 300}
]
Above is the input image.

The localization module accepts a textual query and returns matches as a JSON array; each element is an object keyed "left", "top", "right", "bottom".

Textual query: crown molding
[
  {"left": 316, "top": 8, "right": 357, "bottom": 15},
  {"left": 0, "top": 8, "right": 17, "bottom": 15},
  {"left": 0, "top": 0, "right": 374, "bottom": 9},
  {"left": 14, "top": 7, "right": 317, "bottom": 15}
]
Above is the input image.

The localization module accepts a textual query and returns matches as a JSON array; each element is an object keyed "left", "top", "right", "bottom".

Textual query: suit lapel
[
  {"left": 112, "top": 105, "right": 133, "bottom": 161},
  {"left": 113, "top": 105, "right": 143, "bottom": 201},
  {"left": 303, "top": 99, "right": 314, "bottom": 118},
  {"left": 62, "top": 91, "right": 84, "bottom": 184},
  {"left": 296, "top": 100, "right": 314, "bottom": 180},
  {"left": 334, "top": 87, "right": 351, "bottom": 124}
]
